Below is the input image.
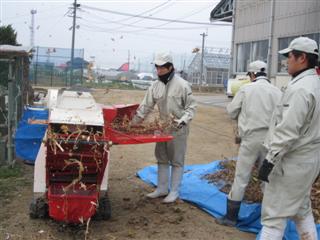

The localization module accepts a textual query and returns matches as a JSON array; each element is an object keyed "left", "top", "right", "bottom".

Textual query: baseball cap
[
  {"left": 247, "top": 60, "right": 267, "bottom": 73},
  {"left": 279, "top": 37, "right": 319, "bottom": 57},
  {"left": 154, "top": 52, "right": 173, "bottom": 66}
]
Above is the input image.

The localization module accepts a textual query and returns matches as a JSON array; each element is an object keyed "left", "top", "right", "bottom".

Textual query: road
[{"left": 194, "top": 94, "right": 232, "bottom": 108}]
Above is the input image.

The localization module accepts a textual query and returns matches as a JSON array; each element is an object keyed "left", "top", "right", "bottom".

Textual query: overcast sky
[{"left": 1, "top": 0, "right": 232, "bottom": 71}]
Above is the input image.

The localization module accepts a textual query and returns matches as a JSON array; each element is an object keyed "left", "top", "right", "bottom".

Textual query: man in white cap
[
  {"left": 131, "top": 52, "right": 197, "bottom": 203},
  {"left": 216, "top": 60, "right": 281, "bottom": 227},
  {"left": 258, "top": 36, "right": 320, "bottom": 239}
]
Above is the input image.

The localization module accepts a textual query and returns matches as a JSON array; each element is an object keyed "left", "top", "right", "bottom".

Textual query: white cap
[
  {"left": 247, "top": 60, "right": 267, "bottom": 73},
  {"left": 279, "top": 37, "right": 319, "bottom": 57},
  {"left": 154, "top": 52, "right": 173, "bottom": 66}
]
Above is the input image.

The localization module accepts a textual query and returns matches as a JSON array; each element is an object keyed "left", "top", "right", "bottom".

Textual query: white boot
[
  {"left": 295, "top": 213, "right": 318, "bottom": 240},
  {"left": 163, "top": 166, "right": 183, "bottom": 203},
  {"left": 259, "top": 226, "right": 284, "bottom": 240},
  {"left": 146, "top": 164, "right": 169, "bottom": 198}
]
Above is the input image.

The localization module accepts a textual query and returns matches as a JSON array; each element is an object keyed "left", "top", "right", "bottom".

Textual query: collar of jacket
[
  {"left": 158, "top": 69, "right": 175, "bottom": 84},
  {"left": 290, "top": 68, "right": 317, "bottom": 85},
  {"left": 253, "top": 76, "right": 270, "bottom": 83}
]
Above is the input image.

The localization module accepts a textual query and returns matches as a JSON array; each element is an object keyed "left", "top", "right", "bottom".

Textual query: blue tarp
[
  {"left": 137, "top": 160, "right": 320, "bottom": 240},
  {"left": 15, "top": 107, "right": 48, "bottom": 163}
]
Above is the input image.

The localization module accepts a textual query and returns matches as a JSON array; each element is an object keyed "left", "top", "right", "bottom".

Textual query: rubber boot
[
  {"left": 216, "top": 198, "right": 241, "bottom": 227},
  {"left": 163, "top": 166, "right": 183, "bottom": 203},
  {"left": 146, "top": 164, "right": 169, "bottom": 198}
]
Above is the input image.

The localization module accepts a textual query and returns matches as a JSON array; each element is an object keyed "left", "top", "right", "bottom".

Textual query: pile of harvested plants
[
  {"left": 203, "top": 159, "right": 320, "bottom": 223},
  {"left": 111, "top": 114, "right": 174, "bottom": 135}
]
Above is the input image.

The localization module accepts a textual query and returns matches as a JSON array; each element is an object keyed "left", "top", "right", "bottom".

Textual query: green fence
[{"left": 30, "top": 46, "right": 85, "bottom": 87}]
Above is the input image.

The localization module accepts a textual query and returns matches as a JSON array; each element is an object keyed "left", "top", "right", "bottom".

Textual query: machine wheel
[
  {"left": 93, "top": 193, "right": 111, "bottom": 220},
  {"left": 29, "top": 197, "right": 48, "bottom": 219}
]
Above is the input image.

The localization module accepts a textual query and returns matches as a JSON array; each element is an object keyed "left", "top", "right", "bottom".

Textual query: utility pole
[
  {"left": 70, "top": 0, "right": 79, "bottom": 86},
  {"left": 30, "top": 9, "right": 37, "bottom": 48},
  {"left": 199, "top": 32, "right": 207, "bottom": 89}
]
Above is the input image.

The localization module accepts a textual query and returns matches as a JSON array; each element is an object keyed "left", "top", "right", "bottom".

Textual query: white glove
[{"left": 173, "top": 119, "right": 186, "bottom": 129}]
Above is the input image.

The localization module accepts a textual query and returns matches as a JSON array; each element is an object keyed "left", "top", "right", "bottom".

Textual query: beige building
[{"left": 211, "top": 0, "right": 320, "bottom": 88}]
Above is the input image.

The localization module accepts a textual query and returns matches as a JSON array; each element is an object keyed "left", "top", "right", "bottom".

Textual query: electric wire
[
  {"left": 41, "top": 11, "right": 69, "bottom": 37},
  {"left": 80, "top": 3, "right": 214, "bottom": 33},
  {"left": 122, "top": 0, "right": 174, "bottom": 23},
  {"left": 103, "top": 0, "right": 173, "bottom": 25},
  {"left": 78, "top": 22, "right": 207, "bottom": 44},
  {"left": 81, "top": 4, "right": 231, "bottom": 26},
  {"left": 124, "top": 4, "right": 214, "bottom": 33},
  {"left": 91, "top": 1, "right": 175, "bottom": 32},
  {"left": 78, "top": 14, "right": 222, "bottom": 31}
]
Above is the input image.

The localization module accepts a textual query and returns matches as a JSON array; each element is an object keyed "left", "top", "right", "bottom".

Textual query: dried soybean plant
[
  {"left": 203, "top": 159, "right": 262, "bottom": 203},
  {"left": 203, "top": 159, "right": 320, "bottom": 222},
  {"left": 47, "top": 124, "right": 106, "bottom": 191},
  {"left": 311, "top": 177, "right": 320, "bottom": 223},
  {"left": 111, "top": 110, "right": 176, "bottom": 135},
  {"left": 46, "top": 123, "right": 107, "bottom": 238}
]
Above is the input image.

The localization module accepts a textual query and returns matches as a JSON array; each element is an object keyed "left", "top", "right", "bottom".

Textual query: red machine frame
[{"left": 30, "top": 103, "right": 173, "bottom": 223}]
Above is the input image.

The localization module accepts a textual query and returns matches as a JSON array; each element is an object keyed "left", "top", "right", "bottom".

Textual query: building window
[
  {"left": 236, "top": 42, "right": 250, "bottom": 73},
  {"left": 278, "top": 33, "right": 320, "bottom": 73},
  {"left": 217, "top": 72, "right": 223, "bottom": 84},
  {"left": 207, "top": 71, "right": 211, "bottom": 84},
  {"left": 236, "top": 40, "right": 269, "bottom": 73}
]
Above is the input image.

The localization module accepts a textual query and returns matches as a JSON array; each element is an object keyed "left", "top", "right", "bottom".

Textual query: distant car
[
  {"left": 226, "top": 77, "right": 251, "bottom": 98},
  {"left": 131, "top": 73, "right": 155, "bottom": 90}
]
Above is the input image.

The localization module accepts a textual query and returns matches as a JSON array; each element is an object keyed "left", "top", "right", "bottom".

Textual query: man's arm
[
  {"left": 265, "top": 88, "right": 313, "bottom": 164},
  {"left": 226, "top": 89, "right": 245, "bottom": 120},
  {"left": 179, "top": 84, "right": 197, "bottom": 125}
]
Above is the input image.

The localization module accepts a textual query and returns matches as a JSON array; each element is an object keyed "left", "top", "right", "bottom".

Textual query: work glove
[
  {"left": 173, "top": 119, "right": 186, "bottom": 129},
  {"left": 258, "top": 159, "right": 274, "bottom": 183}
]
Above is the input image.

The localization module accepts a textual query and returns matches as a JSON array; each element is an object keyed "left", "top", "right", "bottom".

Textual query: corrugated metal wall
[
  {"left": 235, "top": 0, "right": 271, "bottom": 42},
  {"left": 233, "top": 0, "right": 320, "bottom": 78}
]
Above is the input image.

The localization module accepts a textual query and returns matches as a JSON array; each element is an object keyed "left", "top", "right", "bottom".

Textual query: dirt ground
[{"left": 0, "top": 88, "right": 256, "bottom": 240}]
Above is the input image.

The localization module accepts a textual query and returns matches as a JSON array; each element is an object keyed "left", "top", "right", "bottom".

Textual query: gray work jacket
[
  {"left": 265, "top": 69, "right": 320, "bottom": 163},
  {"left": 135, "top": 74, "right": 197, "bottom": 126},
  {"left": 227, "top": 76, "right": 282, "bottom": 139}
]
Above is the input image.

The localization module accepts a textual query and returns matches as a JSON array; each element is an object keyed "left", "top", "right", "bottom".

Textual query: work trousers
[
  {"left": 228, "top": 132, "right": 266, "bottom": 201},
  {"left": 261, "top": 149, "right": 320, "bottom": 232},
  {"left": 155, "top": 125, "right": 188, "bottom": 168}
]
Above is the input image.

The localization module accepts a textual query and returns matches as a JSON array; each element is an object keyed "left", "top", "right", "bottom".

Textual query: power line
[
  {"left": 106, "top": 0, "right": 173, "bottom": 24},
  {"left": 78, "top": 14, "right": 223, "bottom": 31},
  {"left": 81, "top": 4, "right": 231, "bottom": 26},
  {"left": 41, "top": 12, "right": 68, "bottom": 37},
  {"left": 123, "top": 4, "right": 214, "bottom": 33},
  {"left": 78, "top": 22, "right": 209, "bottom": 43},
  {"left": 103, "top": 0, "right": 175, "bottom": 31}
]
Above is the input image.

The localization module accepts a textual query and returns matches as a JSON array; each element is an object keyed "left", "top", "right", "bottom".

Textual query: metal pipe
[
  {"left": 199, "top": 32, "right": 207, "bottom": 90},
  {"left": 34, "top": 46, "right": 39, "bottom": 85},
  {"left": 7, "top": 61, "right": 14, "bottom": 166},
  {"left": 267, "top": 0, "right": 276, "bottom": 78},
  {"left": 14, "top": 58, "right": 22, "bottom": 129},
  {"left": 229, "top": 0, "right": 237, "bottom": 78}
]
